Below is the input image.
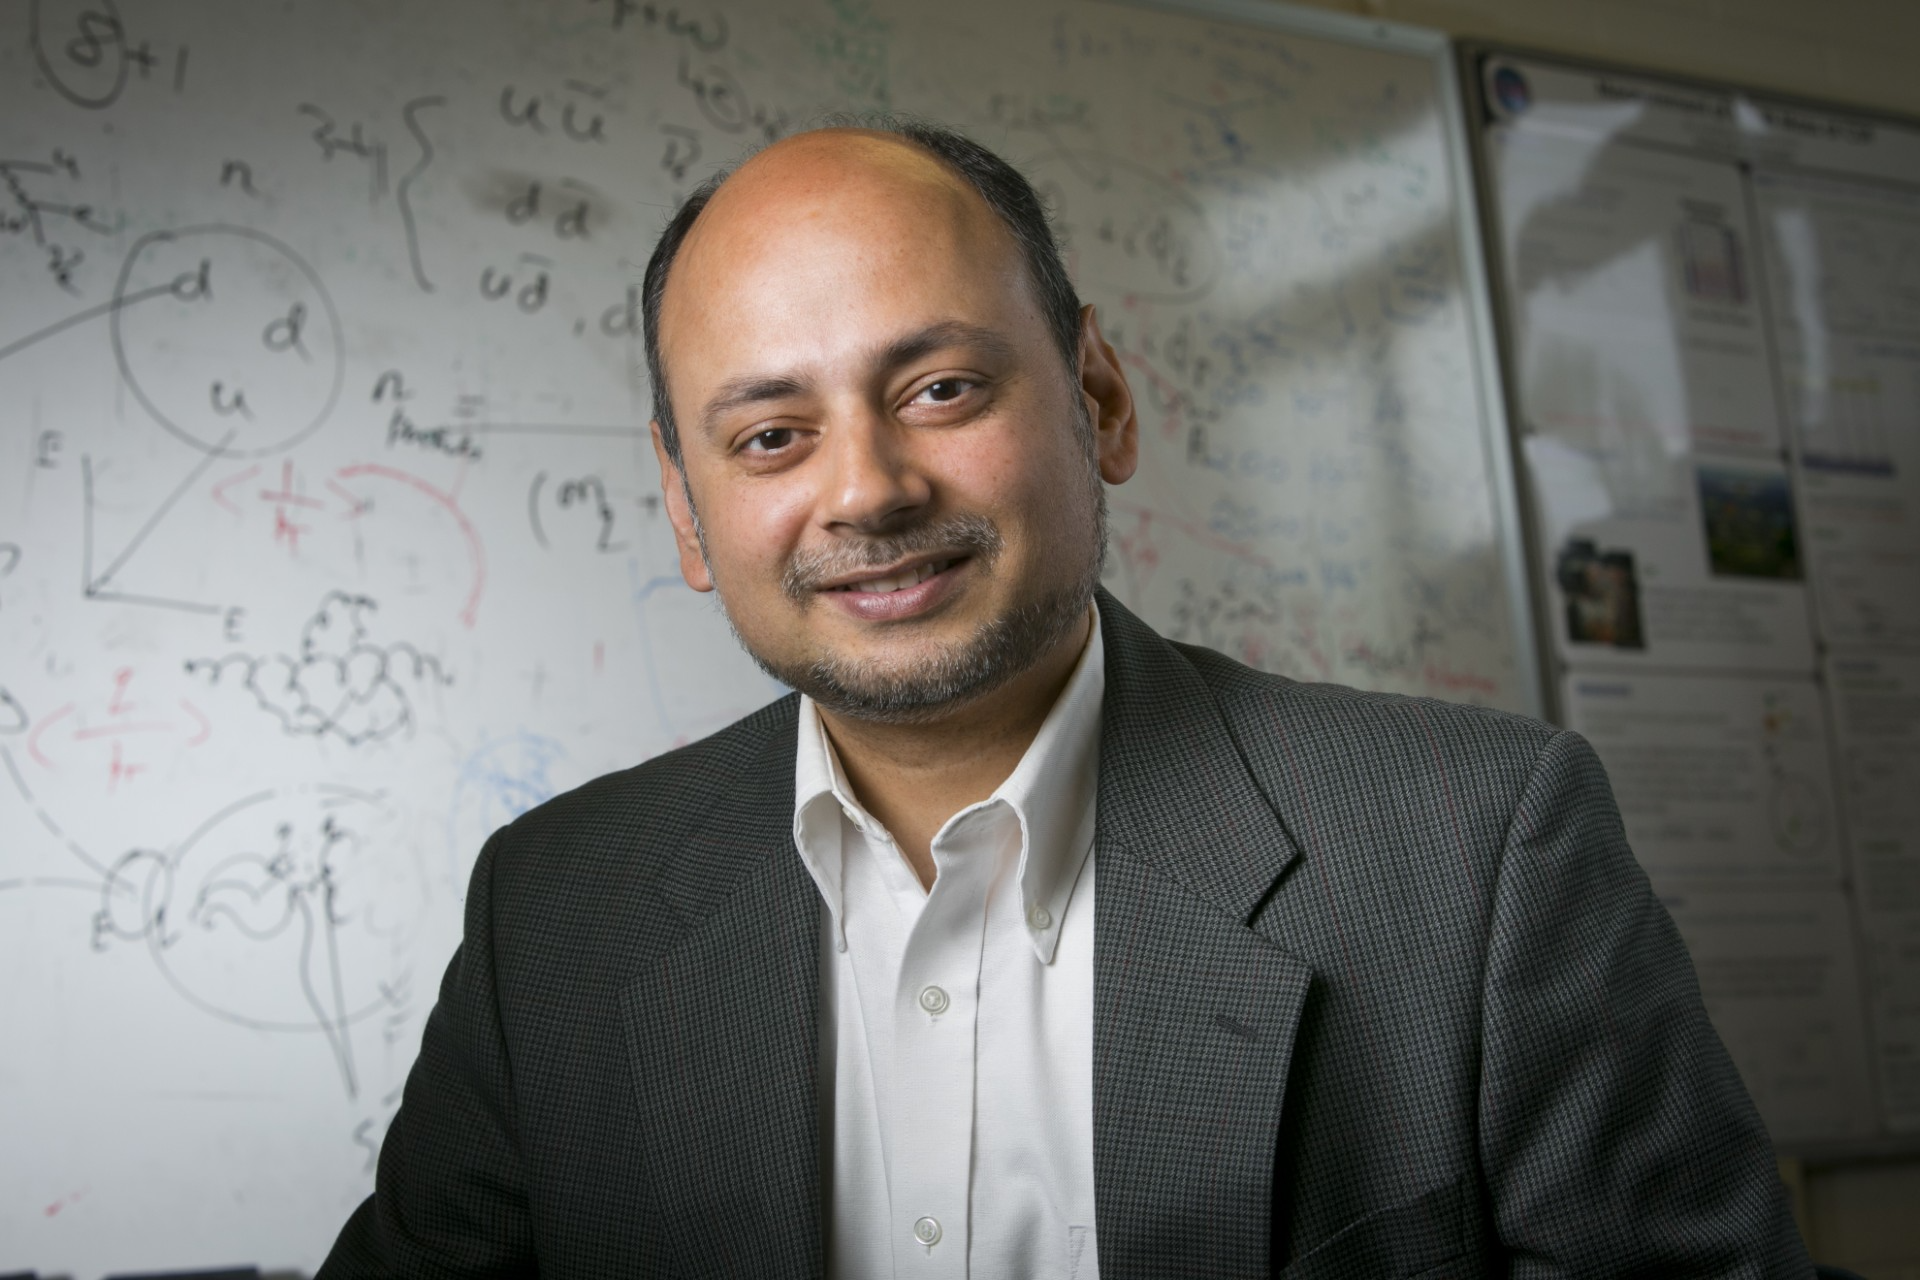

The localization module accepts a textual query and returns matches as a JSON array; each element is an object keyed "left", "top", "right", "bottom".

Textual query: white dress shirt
[{"left": 791, "top": 605, "right": 1105, "bottom": 1280}]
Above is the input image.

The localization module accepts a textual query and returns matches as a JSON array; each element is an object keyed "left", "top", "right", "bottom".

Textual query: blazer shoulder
[
  {"left": 1168, "top": 638, "right": 1564, "bottom": 842},
  {"left": 484, "top": 692, "right": 800, "bottom": 882},
  {"left": 1175, "top": 638, "right": 1556, "bottom": 756}
]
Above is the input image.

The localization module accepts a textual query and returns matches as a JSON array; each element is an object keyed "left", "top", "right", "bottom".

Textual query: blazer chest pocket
[{"left": 1277, "top": 1175, "right": 1470, "bottom": 1280}]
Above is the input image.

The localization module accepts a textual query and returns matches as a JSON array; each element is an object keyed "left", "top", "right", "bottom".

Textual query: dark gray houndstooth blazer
[{"left": 319, "top": 590, "right": 1812, "bottom": 1278}]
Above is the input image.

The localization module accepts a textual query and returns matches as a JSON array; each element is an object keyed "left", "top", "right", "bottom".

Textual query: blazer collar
[
  {"left": 1090, "top": 589, "right": 1314, "bottom": 1280},
  {"left": 1092, "top": 587, "right": 1304, "bottom": 922}
]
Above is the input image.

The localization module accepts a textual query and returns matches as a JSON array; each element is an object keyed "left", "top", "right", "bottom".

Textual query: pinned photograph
[
  {"left": 1556, "top": 537, "right": 1646, "bottom": 648},
  {"left": 1697, "top": 464, "right": 1803, "bottom": 580}
]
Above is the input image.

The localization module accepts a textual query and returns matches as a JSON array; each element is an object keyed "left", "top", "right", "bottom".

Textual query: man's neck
[{"left": 818, "top": 610, "right": 1092, "bottom": 891}]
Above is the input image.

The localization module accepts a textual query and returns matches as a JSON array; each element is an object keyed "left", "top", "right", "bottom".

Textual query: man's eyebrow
[
  {"left": 876, "top": 320, "right": 1020, "bottom": 372},
  {"left": 697, "top": 373, "right": 811, "bottom": 439},
  {"left": 694, "top": 321, "right": 1022, "bottom": 440}
]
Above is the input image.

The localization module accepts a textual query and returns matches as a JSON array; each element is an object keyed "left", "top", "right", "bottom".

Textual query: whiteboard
[{"left": 0, "top": 2, "right": 1532, "bottom": 1272}]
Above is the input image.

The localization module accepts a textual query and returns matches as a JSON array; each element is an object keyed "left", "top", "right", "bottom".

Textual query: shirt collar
[{"left": 791, "top": 600, "right": 1106, "bottom": 964}]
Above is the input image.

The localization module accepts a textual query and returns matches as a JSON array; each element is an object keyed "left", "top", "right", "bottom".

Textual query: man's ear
[
  {"left": 651, "top": 421, "right": 715, "bottom": 593},
  {"left": 1077, "top": 304, "right": 1139, "bottom": 485}
]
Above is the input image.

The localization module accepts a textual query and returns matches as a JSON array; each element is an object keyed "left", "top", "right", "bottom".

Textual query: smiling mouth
[{"left": 827, "top": 558, "right": 959, "bottom": 594}]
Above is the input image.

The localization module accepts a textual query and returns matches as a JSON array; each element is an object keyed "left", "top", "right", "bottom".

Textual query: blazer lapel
[
  {"left": 620, "top": 707, "right": 825, "bottom": 1280},
  {"left": 1092, "top": 592, "right": 1315, "bottom": 1280}
]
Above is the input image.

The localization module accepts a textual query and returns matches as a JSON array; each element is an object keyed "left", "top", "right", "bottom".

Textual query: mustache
[{"left": 781, "top": 514, "right": 1002, "bottom": 601}]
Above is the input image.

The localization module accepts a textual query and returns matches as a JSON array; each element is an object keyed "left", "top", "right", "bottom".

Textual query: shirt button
[
  {"left": 1028, "top": 904, "right": 1053, "bottom": 930},
  {"left": 918, "top": 985, "right": 949, "bottom": 1015},
  {"left": 913, "top": 1215, "right": 942, "bottom": 1246}
]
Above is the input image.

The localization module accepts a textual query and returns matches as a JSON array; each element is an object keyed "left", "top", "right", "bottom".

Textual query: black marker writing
[
  {"left": 210, "top": 381, "right": 253, "bottom": 419},
  {"left": 299, "top": 103, "right": 389, "bottom": 201},
  {"left": 661, "top": 125, "right": 702, "bottom": 181},
  {"left": 220, "top": 160, "right": 259, "bottom": 197},
  {"left": 593, "top": 0, "right": 729, "bottom": 50},
  {"left": 371, "top": 370, "right": 412, "bottom": 403},
  {"left": 262, "top": 301, "right": 311, "bottom": 359}
]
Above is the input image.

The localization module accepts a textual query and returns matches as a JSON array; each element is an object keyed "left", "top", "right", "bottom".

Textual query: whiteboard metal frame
[{"left": 1097, "top": 0, "right": 1549, "bottom": 720}]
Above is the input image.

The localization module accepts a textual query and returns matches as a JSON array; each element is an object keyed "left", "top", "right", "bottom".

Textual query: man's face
[{"left": 652, "top": 132, "right": 1136, "bottom": 723}]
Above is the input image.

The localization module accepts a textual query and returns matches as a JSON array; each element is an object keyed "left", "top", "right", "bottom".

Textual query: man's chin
[
  {"left": 737, "top": 588, "right": 1093, "bottom": 726},
  {"left": 749, "top": 649, "right": 1016, "bottom": 726}
]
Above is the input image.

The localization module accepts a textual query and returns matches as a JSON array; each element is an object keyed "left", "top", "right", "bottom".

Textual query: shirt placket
[{"left": 885, "top": 805, "right": 1008, "bottom": 1277}]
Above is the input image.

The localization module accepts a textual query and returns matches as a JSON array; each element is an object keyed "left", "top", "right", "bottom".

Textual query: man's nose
[{"left": 819, "top": 406, "right": 932, "bottom": 532}]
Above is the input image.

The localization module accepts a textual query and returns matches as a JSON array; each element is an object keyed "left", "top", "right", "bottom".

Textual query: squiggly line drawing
[
  {"left": 92, "top": 784, "right": 412, "bottom": 1098},
  {"left": 185, "top": 591, "right": 451, "bottom": 746}
]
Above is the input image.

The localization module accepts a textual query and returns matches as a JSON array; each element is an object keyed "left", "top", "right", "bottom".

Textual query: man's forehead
[
  {"left": 671, "top": 131, "right": 1006, "bottom": 291},
  {"left": 709, "top": 128, "right": 974, "bottom": 216}
]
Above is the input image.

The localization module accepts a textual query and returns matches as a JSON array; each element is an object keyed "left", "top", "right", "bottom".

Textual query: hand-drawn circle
[
  {"left": 29, "top": 0, "right": 130, "bottom": 110},
  {"left": 0, "top": 687, "right": 29, "bottom": 735},
  {"left": 110, "top": 224, "right": 346, "bottom": 459},
  {"left": 1027, "top": 150, "right": 1222, "bottom": 304},
  {"left": 136, "top": 785, "right": 418, "bottom": 1035}
]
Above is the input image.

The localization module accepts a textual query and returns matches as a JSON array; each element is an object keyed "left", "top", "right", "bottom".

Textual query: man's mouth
[{"left": 827, "top": 558, "right": 958, "bottom": 594}]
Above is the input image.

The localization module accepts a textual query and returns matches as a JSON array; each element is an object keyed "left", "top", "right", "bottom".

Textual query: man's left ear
[{"left": 1077, "top": 304, "right": 1139, "bottom": 485}]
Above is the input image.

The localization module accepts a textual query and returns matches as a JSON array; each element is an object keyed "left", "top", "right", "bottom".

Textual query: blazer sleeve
[
  {"left": 316, "top": 830, "right": 538, "bottom": 1277},
  {"left": 1475, "top": 729, "right": 1813, "bottom": 1277}
]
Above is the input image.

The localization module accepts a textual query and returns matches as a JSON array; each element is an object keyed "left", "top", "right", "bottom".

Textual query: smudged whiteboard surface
[{"left": 0, "top": 1, "right": 1529, "bottom": 1273}]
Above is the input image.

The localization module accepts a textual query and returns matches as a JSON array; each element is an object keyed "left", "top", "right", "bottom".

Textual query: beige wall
[
  {"left": 1279, "top": 0, "right": 1920, "bottom": 119},
  {"left": 1253, "top": 0, "right": 1920, "bottom": 1270},
  {"left": 1807, "top": 1159, "right": 1920, "bottom": 1278}
]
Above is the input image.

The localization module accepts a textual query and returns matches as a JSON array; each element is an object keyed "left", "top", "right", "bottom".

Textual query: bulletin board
[{"left": 1461, "top": 41, "right": 1920, "bottom": 1154}]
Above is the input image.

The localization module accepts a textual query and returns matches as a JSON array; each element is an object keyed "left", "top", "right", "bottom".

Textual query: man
[{"left": 320, "top": 120, "right": 1810, "bottom": 1278}]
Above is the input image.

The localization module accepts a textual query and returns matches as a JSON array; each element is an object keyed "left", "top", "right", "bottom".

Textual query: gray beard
[{"left": 699, "top": 492, "right": 1107, "bottom": 725}]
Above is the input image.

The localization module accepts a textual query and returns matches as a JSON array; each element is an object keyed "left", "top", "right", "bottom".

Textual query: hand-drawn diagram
[
  {"left": 110, "top": 224, "right": 345, "bottom": 458},
  {"left": 2, "top": 221, "right": 347, "bottom": 616},
  {"left": 91, "top": 784, "right": 417, "bottom": 1098},
  {"left": 186, "top": 591, "right": 452, "bottom": 746}
]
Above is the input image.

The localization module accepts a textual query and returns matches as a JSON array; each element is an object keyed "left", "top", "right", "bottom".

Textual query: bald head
[
  {"left": 695, "top": 131, "right": 983, "bottom": 241},
  {"left": 641, "top": 119, "right": 1082, "bottom": 464}
]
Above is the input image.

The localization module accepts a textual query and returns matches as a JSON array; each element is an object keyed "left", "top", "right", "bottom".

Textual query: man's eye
[
  {"left": 916, "top": 378, "right": 973, "bottom": 404},
  {"left": 743, "top": 427, "right": 795, "bottom": 452}
]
